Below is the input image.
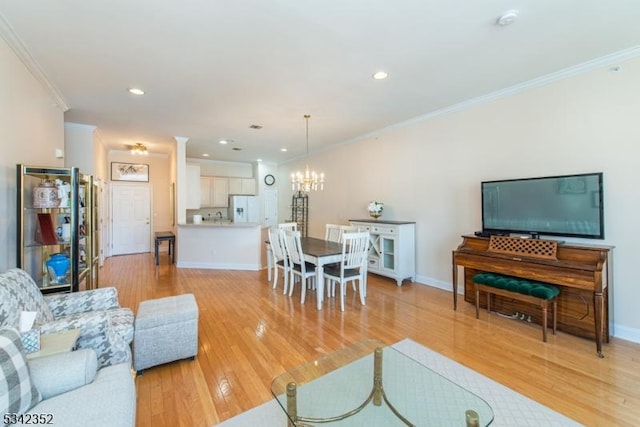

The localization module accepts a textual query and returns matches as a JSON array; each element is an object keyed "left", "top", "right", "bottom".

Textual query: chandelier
[
  {"left": 131, "top": 143, "right": 148, "bottom": 155},
  {"left": 291, "top": 114, "right": 324, "bottom": 192}
]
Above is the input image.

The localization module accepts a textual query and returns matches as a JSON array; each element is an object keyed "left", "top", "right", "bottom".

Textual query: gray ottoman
[{"left": 133, "top": 294, "right": 198, "bottom": 373}]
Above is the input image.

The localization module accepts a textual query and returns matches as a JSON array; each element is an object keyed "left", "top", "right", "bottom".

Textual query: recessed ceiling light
[
  {"left": 372, "top": 71, "right": 389, "bottom": 80},
  {"left": 219, "top": 139, "right": 233, "bottom": 145},
  {"left": 497, "top": 10, "right": 519, "bottom": 26},
  {"left": 256, "top": 159, "right": 262, "bottom": 162},
  {"left": 202, "top": 153, "right": 210, "bottom": 157},
  {"left": 128, "top": 88, "right": 145, "bottom": 95},
  {"left": 281, "top": 148, "right": 287, "bottom": 152}
]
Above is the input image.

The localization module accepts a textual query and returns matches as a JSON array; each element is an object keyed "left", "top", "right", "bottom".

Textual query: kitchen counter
[
  {"left": 177, "top": 223, "right": 262, "bottom": 270},
  {"left": 180, "top": 221, "right": 259, "bottom": 228}
]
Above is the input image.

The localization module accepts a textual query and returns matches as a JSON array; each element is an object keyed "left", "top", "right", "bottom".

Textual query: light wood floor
[{"left": 102, "top": 253, "right": 640, "bottom": 427}]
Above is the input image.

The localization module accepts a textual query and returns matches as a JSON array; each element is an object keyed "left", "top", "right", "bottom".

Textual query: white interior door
[
  {"left": 263, "top": 189, "right": 278, "bottom": 227},
  {"left": 111, "top": 184, "right": 151, "bottom": 255}
]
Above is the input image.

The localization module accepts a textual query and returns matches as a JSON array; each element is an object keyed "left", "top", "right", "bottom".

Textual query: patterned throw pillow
[{"left": 0, "top": 328, "right": 41, "bottom": 417}]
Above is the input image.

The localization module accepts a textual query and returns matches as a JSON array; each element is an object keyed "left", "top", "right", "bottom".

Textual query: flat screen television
[{"left": 481, "top": 172, "right": 604, "bottom": 240}]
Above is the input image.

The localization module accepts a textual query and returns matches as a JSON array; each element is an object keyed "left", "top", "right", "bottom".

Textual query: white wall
[
  {"left": 277, "top": 56, "right": 640, "bottom": 342},
  {"left": 64, "top": 123, "right": 96, "bottom": 174},
  {"left": 64, "top": 122, "right": 108, "bottom": 182},
  {"left": 0, "top": 36, "right": 65, "bottom": 271},
  {"left": 187, "top": 158, "right": 253, "bottom": 177}
]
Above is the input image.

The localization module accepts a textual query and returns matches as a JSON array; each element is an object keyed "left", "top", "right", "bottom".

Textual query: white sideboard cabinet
[{"left": 349, "top": 220, "right": 416, "bottom": 286}]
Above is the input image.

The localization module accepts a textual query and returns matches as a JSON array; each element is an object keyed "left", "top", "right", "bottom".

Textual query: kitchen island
[{"left": 177, "top": 222, "right": 263, "bottom": 270}]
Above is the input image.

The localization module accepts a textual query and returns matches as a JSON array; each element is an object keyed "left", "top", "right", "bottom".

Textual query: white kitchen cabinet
[
  {"left": 199, "top": 177, "right": 211, "bottom": 206},
  {"left": 349, "top": 220, "right": 416, "bottom": 286},
  {"left": 200, "top": 177, "right": 229, "bottom": 208},
  {"left": 211, "top": 177, "right": 229, "bottom": 207},
  {"left": 186, "top": 164, "right": 201, "bottom": 209},
  {"left": 228, "top": 178, "right": 256, "bottom": 195}
]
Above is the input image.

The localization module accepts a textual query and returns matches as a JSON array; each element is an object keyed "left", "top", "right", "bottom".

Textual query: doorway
[
  {"left": 111, "top": 183, "right": 152, "bottom": 255},
  {"left": 263, "top": 188, "right": 278, "bottom": 227}
]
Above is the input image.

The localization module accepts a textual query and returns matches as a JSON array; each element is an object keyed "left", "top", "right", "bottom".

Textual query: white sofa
[
  {"left": 27, "top": 348, "right": 135, "bottom": 426},
  {"left": 0, "top": 268, "right": 133, "bottom": 367},
  {"left": 0, "top": 326, "right": 135, "bottom": 427}
]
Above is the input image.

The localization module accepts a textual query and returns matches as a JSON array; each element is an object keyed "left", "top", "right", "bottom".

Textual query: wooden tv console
[{"left": 452, "top": 235, "right": 613, "bottom": 357}]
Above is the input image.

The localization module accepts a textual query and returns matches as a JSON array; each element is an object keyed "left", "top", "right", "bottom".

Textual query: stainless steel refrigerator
[{"left": 228, "top": 195, "right": 259, "bottom": 223}]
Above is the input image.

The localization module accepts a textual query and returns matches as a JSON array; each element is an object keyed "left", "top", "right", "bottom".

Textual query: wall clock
[{"left": 264, "top": 174, "right": 276, "bottom": 186}]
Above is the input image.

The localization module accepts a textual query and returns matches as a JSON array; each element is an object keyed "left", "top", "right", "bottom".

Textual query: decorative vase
[
  {"left": 368, "top": 201, "right": 384, "bottom": 220},
  {"left": 46, "top": 253, "right": 70, "bottom": 284},
  {"left": 33, "top": 179, "right": 59, "bottom": 208}
]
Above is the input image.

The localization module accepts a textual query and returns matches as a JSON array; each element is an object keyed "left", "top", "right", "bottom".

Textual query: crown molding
[
  {"left": 330, "top": 46, "right": 640, "bottom": 152},
  {"left": 403, "top": 45, "right": 640, "bottom": 127},
  {"left": 0, "top": 12, "right": 69, "bottom": 112}
]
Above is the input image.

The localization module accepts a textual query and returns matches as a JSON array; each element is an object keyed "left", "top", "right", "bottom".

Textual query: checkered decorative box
[{"left": 21, "top": 329, "right": 41, "bottom": 354}]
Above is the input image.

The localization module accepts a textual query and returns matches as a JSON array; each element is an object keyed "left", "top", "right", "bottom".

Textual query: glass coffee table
[{"left": 271, "top": 340, "right": 493, "bottom": 426}]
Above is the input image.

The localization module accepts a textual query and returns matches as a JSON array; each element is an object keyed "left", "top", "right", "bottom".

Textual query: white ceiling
[{"left": 1, "top": 1, "right": 639, "bottom": 163}]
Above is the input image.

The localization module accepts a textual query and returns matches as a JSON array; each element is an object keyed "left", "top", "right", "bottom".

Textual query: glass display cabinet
[
  {"left": 89, "top": 179, "right": 100, "bottom": 290},
  {"left": 291, "top": 191, "right": 309, "bottom": 237},
  {"left": 16, "top": 164, "right": 97, "bottom": 293}
]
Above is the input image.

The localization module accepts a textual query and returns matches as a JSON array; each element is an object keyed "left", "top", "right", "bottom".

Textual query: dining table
[
  {"left": 265, "top": 236, "right": 344, "bottom": 310},
  {"left": 299, "top": 237, "right": 344, "bottom": 310}
]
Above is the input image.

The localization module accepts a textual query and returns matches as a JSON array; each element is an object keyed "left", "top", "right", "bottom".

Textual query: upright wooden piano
[{"left": 452, "top": 235, "right": 613, "bottom": 357}]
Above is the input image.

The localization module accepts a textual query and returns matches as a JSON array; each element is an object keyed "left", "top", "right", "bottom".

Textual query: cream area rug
[{"left": 217, "top": 338, "right": 580, "bottom": 426}]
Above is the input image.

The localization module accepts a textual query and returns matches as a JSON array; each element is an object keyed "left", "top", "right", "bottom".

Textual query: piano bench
[{"left": 473, "top": 273, "right": 560, "bottom": 342}]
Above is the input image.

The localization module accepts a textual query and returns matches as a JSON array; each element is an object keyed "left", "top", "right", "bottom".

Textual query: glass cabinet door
[
  {"left": 380, "top": 236, "right": 396, "bottom": 271},
  {"left": 76, "top": 173, "right": 92, "bottom": 289},
  {"left": 17, "top": 165, "right": 95, "bottom": 293},
  {"left": 88, "top": 179, "right": 100, "bottom": 290}
]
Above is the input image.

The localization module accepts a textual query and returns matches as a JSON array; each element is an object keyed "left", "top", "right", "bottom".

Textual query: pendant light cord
[{"left": 304, "top": 114, "right": 310, "bottom": 161}]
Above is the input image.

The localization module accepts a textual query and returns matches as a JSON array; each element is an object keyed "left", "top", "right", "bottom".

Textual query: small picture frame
[{"left": 111, "top": 162, "right": 149, "bottom": 182}]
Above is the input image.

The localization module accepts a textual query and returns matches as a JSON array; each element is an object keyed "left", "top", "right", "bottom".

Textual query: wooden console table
[
  {"left": 452, "top": 235, "right": 613, "bottom": 357},
  {"left": 154, "top": 231, "right": 175, "bottom": 266}
]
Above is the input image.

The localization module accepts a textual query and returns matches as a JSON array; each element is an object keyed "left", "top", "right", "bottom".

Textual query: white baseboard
[
  {"left": 610, "top": 324, "right": 640, "bottom": 343},
  {"left": 414, "top": 274, "right": 456, "bottom": 293}
]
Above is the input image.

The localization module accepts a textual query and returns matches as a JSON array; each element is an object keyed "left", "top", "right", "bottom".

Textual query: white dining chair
[
  {"left": 325, "top": 224, "right": 343, "bottom": 243},
  {"left": 340, "top": 225, "right": 358, "bottom": 237},
  {"left": 325, "top": 224, "right": 358, "bottom": 243},
  {"left": 348, "top": 225, "right": 369, "bottom": 296},
  {"left": 324, "top": 231, "right": 370, "bottom": 311},
  {"left": 268, "top": 227, "right": 289, "bottom": 294},
  {"left": 278, "top": 222, "right": 298, "bottom": 231},
  {"left": 282, "top": 230, "right": 316, "bottom": 304}
]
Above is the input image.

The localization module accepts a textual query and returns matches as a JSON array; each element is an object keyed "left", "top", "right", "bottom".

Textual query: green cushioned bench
[{"left": 473, "top": 272, "right": 560, "bottom": 342}]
